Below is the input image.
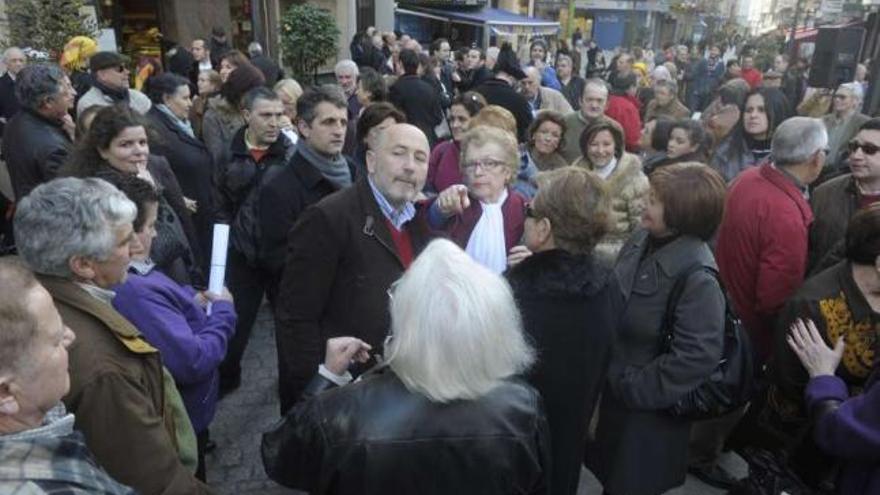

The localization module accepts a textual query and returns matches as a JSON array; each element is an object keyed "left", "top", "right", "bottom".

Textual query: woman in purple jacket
[
  {"left": 787, "top": 317, "right": 880, "bottom": 494},
  {"left": 108, "top": 174, "right": 237, "bottom": 481}
]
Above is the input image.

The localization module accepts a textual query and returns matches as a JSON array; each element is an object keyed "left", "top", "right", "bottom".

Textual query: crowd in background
[{"left": 0, "top": 22, "right": 879, "bottom": 495}]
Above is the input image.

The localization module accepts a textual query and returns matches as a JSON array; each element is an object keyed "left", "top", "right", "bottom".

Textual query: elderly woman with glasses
[
  {"left": 506, "top": 166, "right": 621, "bottom": 495},
  {"left": 426, "top": 125, "right": 528, "bottom": 273},
  {"left": 262, "top": 239, "right": 549, "bottom": 494}
]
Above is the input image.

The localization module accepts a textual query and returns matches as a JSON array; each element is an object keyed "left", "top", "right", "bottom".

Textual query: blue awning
[{"left": 396, "top": 6, "right": 560, "bottom": 36}]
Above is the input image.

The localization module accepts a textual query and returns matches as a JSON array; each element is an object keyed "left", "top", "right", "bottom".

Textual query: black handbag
[{"left": 661, "top": 265, "right": 756, "bottom": 420}]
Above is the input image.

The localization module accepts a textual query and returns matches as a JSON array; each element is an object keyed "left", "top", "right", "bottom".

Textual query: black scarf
[{"left": 92, "top": 78, "right": 130, "bottom": 103}]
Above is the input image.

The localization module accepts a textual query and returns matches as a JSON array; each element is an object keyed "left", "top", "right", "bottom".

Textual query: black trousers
[{"left": 219, "top": 248, "right": 279, "bottom": 383}]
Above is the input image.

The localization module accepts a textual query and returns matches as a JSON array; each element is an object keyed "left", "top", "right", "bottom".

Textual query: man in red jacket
[
  {"left": 604, "top": 72, "right": 641, "bottom": 153},
  {"left": 715, "top": 117, "right": 828, "bottom": 364},
  {"left": 740, "top": 55, "right": 763, "bottom": 89}
]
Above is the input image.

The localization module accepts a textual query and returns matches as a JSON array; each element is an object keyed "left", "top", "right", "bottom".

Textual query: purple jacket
[
  {"left": 112, "top": 267, "right": 236, "bottom": 433},
  {"left": 805, "top": 374, "right": 880, "bottom": 494}
]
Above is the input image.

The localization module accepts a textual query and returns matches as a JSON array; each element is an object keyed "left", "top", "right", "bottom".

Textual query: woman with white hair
[{"left": 261, "top": 239, "right": 549, "bottom": 495}]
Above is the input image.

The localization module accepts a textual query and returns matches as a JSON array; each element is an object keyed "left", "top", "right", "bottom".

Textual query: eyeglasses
[
  {"left": 848, "top": 141, "right": 880, "bottom": 156},
  {"left": 462, "top": 158, "right": 506, "bottom": 172}
]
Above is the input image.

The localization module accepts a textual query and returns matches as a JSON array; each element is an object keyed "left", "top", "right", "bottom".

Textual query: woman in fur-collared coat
[{"left": 572, "top": 120, "right": 649, "bottom": 261}]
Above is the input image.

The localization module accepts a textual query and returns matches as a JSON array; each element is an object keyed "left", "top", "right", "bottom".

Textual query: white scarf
[
  {"left": 594, "top": 156, "right": 619, "bottom": 180},
  {"left": 465, "top": 189, "right": 508, "bottom": 274}
]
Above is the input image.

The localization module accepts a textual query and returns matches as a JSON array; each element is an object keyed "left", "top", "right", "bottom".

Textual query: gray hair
[
  {"left": 0, "top": 259, "right": 41, "bottom": 375},
  {"left": 3, "top": 46, "right": 24, "bottom": 63},
  {"left": 14, "top": 177, "right": 136, "bottom": 278},
  {"left": 838, "top": 81, "right": 864, "bottom": 103},
  {"left": 771, "top": 117, "right": 828, "bottom": 167},
  {"left": 15, "top": 63, "right": 66, "bottom": 111},
  {"left": 247, "top": 41, "right": 263, "bottom": 57},
  {"left": 486, "top": 46, "right": 500, "bottom": 60},
  {"left": 583, "top": 78, "right": 609, "bottom": 96},
  {"left": 654, "top": 78, "right": 678, "bottom": 95},
  {"left": 386, "top": 239, "right": 534, "bottom": 403},
  {"left": 334, "top": 59, "right": 359, "bottom": 77}
]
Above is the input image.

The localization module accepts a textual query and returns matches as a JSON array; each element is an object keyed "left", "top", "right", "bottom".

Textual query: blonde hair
[
  {"left": 274, "top": 78, "right": 304, "bottom": 103},
  {"left": 459, "top": 125, "right": 520, "bottom": 181},
  {"left": 386, "top": 239, "right": 534, "bottom": 402},
  {"left": 469, "top": 105, "right": 517, "bottom": 137}
]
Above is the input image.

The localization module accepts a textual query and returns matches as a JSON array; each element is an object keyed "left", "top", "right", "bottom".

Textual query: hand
[
  {"left": 786, "top": 318, "right": 844, "bottom": 378},
  {"left": 202, "top": 287, "right": 234, "bottom": 303},
  {"left": 184, "top": 197, "right": 198, "bottom": 213},
  {"left": 507, "top": 245, "right": 533, "bottom": 268},
  {"left": 324, "top": 337, "right": 372, "bottom": 376},
  {"left": 436, "top": 184, "right": 470, "bottom": 216}
]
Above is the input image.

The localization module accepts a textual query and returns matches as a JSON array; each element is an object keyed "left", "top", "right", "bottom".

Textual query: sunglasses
[{"left": 848, "top": 141, "right": 880, "bottom": 156}]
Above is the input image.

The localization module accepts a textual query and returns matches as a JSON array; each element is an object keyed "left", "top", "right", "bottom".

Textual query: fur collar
[{"left": 506, "top": 249, "right": 612, "bottom": 298}]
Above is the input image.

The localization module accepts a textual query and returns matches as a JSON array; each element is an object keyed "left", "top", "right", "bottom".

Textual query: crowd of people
[{"left": 0, "top": 23, "right": 879, "bottom": 495}]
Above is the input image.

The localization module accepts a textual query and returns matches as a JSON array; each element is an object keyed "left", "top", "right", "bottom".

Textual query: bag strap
[{"left": 660, "top": 264, "right": 719, "bottom": 353}]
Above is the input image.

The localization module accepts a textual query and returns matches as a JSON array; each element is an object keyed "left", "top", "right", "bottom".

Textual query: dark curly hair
[
  {"left": 63, "top": 104, "right": 151, "bottom": 178},
  {"left": 220, "top": 62, "right": 265, "bottom": 109}
]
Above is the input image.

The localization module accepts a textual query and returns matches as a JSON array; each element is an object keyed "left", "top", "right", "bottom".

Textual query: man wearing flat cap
[
  {"left": 474, "top": 43, "right": 533, "bottom": 143},
  {"left": 76, "top": 51, "right": 152, "bottom": 116}
]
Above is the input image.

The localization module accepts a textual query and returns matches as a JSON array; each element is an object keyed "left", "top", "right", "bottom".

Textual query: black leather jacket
[
  {"left": 216, "top": 127, "right": 295, "bottom": 265},
  {"left": 2, "top": 109, "right": 72, "bottom": 199},
  {"left": 262, "top": 369, "right": 551, "bottom": 495}
]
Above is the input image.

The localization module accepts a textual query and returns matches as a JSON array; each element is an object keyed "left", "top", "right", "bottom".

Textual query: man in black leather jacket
[
  {"left": 2, "top": 64, "right": 76, "bottom": 201},
  {"left": 262, "top": 239, "right": 550, "bottom": 495}
]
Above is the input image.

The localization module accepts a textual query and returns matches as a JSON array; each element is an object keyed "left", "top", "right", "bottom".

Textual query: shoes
[{"left": 688, "top": 464, "right": 739, "bottom": 490}]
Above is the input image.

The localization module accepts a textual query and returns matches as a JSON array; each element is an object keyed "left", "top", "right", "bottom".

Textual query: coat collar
[
  {"left": 149, "top": 107, "right": 204, "bottom": 148},
  {"left": 36, "top": 274, "right": 157, "bottom": 355},
  {"left": 760, "top": 163, "right": 814, "bottom": 224},
  {"left": 506, "top": 249, "right": 612, "bottom": 298},
  {"left": 614, "top": 229, "right": 716, "bottom": 297},
  {"left": 356, "top": 178, "right": 429, "bottom": 268},
  {"left": 230, "top": 125, "right": 291, "bottom": 159}
]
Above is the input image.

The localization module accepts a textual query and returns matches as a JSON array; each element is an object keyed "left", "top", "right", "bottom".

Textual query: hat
[
  {"left": 90, "top": 51, "right": 128, "bottom": 72},
  {"left": 212, "top": 26, "right": 226, "bottom": 37},
  {"left": 494, "top": 43, "right": 526, "bottom": 80}
]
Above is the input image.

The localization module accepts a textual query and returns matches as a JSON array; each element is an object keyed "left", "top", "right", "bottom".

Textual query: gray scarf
[
  {"left": 296, "top": 139, "right": 351, "bottom": 188},
  {"left": 157, "top": 104, "right": 195, "bottom": 139}
]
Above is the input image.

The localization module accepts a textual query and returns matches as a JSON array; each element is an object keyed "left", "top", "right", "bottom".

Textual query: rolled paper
[{"left": 207, "top": 224, "right": 230, "bottom": 315}]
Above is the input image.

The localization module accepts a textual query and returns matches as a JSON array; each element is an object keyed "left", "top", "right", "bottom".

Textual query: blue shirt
[{"left": 367, "top": 176, "right": 416, "bottom": 230}]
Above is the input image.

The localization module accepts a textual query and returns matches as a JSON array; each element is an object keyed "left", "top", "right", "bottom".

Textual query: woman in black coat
[
  {"left": 506, "top": 167, "right": 622, "bottom": 495},
  {"left": 145, "top": 73, "right": 216, "bottom": 264},
  {"left": 588, "top": 162, "right": 728, "bottom": 495}
]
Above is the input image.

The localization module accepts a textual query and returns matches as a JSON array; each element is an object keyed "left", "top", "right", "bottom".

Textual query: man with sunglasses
[
  {"left": 76, "top": 52, "right": 151, "bottom": 117},
  {"left": 821, "top": 82, "right": 869, "bottom": 172},
  {"left": 809, "top": 118, "right": 880, "bottom": 273}
]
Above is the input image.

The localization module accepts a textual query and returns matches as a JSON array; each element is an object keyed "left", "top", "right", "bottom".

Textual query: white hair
[
  {"left": 334, "top": 59, "right": 359, "bottom": 77},
  {"left": 14, "top": 177, "right": 136, "bottom": 278},
  {"left": 583, "top": 78, "right": 609, "bottom": 96},
  {"left": 386, "top": 239, "right": 534, "bottom": 403},
  {"left": 838, "top": 81, "right": 864, "bottom": 102},
  {"left": 651, "top": 65, "right": 671, "bottom": 82},
  {"left": 771, "top": 117, "right": 828, "bottom": 167},
  {"left": 3, "top": 47, "right": 24, "bottom": 63},
  {"left": 247, "top": 41, "right": 263, "bottom": 57}
]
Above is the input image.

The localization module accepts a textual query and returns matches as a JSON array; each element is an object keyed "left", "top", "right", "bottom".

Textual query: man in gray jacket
[{"left": 76, "top": 52, "right": 151, "bottom": 117}]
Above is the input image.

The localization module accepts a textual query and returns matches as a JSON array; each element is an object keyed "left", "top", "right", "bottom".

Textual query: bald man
[
  {"left": 522, "top": 66, "right": 573, "bottom": 117},
  {"left": 274, "top": 123, "right": 434, "bottom": 413}
]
